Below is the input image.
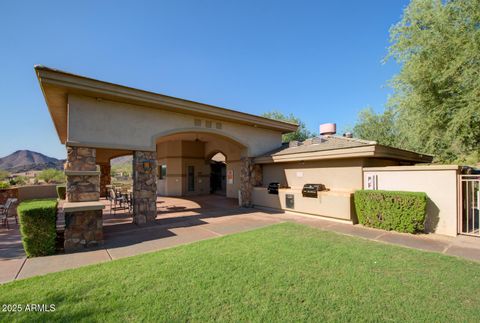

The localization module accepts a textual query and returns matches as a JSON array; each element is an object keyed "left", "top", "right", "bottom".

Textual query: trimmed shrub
[
  {"left": 354, "top": 190, "right": 427, "bottom": 233},
  {"left": 0, "top": 181, "right": 10, "bottom": 189},
  {"left": 56, "top": 185, "right": 66, "bottom": 200},
  {"left": 17, "top": 199, "right": 58, "bottom": 257}
]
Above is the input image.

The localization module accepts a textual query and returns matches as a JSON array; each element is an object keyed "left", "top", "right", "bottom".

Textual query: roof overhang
[
  {"left": 254, "top": 145, "right": 433, "bottom": 164},
  {"left": 34, "top": 65, "right": 298, "bottom": 144}
]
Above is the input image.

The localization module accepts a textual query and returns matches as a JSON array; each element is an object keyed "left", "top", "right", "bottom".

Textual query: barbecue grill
[
  {"left": 302, "top": 183, "right": 326, "bottom": 198},
  {"left": 267, "top": 182, "right": 280, "bottom": 195}
]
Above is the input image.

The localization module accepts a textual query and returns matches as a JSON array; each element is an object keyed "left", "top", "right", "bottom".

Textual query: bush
[
  {"left": 56, "top": 185, "right": 66, "bottom": 200},
  {"left": 17, "top": 199, "right": 58, "bottom": 257},
  {"left": 0, "top": 181, "right": 10, "bottom": 189},
  {"left": 354, "top": 190, "right": 427, "bottom": 233},
  {"left": 38, "top": 169, "right": 65, "bottom": 184}
]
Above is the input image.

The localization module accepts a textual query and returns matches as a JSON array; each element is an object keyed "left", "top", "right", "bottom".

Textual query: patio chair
[
  {"left": 0, "top": 198, "right": 18, "bottom": 229},
  {"left": 108, "top": 188, "right": 128, "bottom": 215},
  {"left": 128, "top": 191, "right": 134, "bottom": 213}
]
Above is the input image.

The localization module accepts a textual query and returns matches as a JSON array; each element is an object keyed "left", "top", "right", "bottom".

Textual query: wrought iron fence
[{"left": 460, "top": 175, "right": 480, "bottom": 236}]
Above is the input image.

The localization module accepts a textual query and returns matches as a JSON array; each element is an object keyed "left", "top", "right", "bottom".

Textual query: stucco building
[{"left": 35, "top": 66, "right": 433, "bottom": 250}]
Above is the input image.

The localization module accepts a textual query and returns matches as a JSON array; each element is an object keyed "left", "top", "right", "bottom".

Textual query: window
[{"left": 158, "top": 164, "right": 167, "bottom": 180}]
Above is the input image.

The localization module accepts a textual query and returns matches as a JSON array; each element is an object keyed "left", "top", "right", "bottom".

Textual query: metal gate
[{"left": 460, "top": 175, "right": 480, "bottom": 236}]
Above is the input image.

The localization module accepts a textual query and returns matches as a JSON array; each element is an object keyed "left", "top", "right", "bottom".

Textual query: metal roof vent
[{"left": 319, "top": 123, "right": 336, "bottom": 135}]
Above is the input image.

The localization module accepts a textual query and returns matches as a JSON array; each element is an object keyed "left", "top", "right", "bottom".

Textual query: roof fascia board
[
  {"left": 373, "top": 145, "right": 433, "bottom": 163},
  {"left": 254, "top": 146, "right": 377, "bottom": 163},
  {"left": 36, "top": 67, "right": 298, "bottom": 134}
]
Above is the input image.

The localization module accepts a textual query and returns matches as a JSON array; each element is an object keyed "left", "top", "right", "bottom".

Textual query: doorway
[{"left": 210, "top": 152, "right": 226, "bottom": 196}]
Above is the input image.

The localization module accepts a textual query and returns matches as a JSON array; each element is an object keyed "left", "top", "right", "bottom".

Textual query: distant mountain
[
  {"left": 111, "top": 155, "right": 132, "bottom": 165},
  {"left": 0, "top": 150, "right": 65, "bottom": 173}
]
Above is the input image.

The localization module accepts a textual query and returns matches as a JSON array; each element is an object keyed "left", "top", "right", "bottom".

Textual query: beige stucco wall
[
  {"left": 254, "top": 158, "right": 371, "bottom": 221},
  {"left": 262, "top": 158, "right": 367, "bottom": 191},
  {"left": 155, "top": 139, "right": 243, "bottom": 198},
  {"left": 67, "top": 94, "right": 283, "bottom": 157},
  {"left": 252, "top": 188, "right": 353, "bottom": 221},
  {"left": 363, "top": 165, "right": 460, "bottom": 237},
  {"left": 254, "top": 158, "right": 409, "bottom": 221}
]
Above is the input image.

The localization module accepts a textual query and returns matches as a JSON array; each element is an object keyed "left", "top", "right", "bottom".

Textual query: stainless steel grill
[
  {"left": 302, "top": 184, "right": 326, "bottom": 198},
  {"left": 267, "top": 182, "right": 280, "bottom": 195}
]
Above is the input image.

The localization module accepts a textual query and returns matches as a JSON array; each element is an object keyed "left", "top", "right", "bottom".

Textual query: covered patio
[
  {"left": 35, "top": 65, "right": 296, "bottom": 251},
  {"left": 102, "top": 195, "right": 241, "bottom": 230}
]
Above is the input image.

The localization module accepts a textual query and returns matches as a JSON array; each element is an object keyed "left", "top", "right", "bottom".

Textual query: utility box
[{"left": 286, "top": 194, "right": 294, "bottom": 209}]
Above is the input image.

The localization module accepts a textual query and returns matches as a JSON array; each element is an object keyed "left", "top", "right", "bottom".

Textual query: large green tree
[
  {"left": 262, "top": 111, "right": 315, "bottom": 142},
  {"left": 386, "top": 0, "right": 480, "bottom": 163},
  {"left": 38, "top": 169, "right": 66, "bottom": 184},
  {"left": 352, "top": 107, "right": 398, "bottom": 146}
]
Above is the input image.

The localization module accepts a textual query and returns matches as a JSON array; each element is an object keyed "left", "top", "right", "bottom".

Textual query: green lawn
[{"left": 1, "top": 223, "right": 479, "bottom": 322}]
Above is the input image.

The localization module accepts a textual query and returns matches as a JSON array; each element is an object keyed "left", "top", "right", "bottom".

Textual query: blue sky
[{"left": 0, "top": 0, "right": 409, "bottom": 159}]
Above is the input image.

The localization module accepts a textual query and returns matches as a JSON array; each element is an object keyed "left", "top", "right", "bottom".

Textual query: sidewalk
[{"left": 1, "top": 208, "right": 479, "bottom": 284}]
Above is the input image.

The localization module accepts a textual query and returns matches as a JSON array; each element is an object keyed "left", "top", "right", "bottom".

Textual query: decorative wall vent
[{"left": 193, "top": 118, "right": 222, "bottom": 129}]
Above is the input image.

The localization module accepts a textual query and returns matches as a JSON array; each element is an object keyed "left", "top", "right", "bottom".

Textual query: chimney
[{"left": 319, "top": 123, "right": 336, "bottom": 136}]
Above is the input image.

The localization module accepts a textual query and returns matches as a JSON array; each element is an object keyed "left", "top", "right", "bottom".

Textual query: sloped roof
[
  {"left": 265, "top": 135, "right": 376, "bottom": 156},
  {"left": 255, "top": 135, "right": 432, "bottom": 164},
  {"left": 34, "top": 65, "right": 298, "bottom": 143}
]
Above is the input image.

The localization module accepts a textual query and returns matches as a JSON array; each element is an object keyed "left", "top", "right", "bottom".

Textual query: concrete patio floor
[{"left": 1, "top": 195, "right": 479, "bottom": 284}]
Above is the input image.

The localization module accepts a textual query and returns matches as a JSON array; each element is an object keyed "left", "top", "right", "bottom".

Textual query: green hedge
[
  {"left": 17, "top": 199, "right": 58, "bottom": 257},
  {"left": 354, "top": 190, "right": 427, "bottom": 233},
  {"left": 56, "top": 185, "right": 66, "bottom": 200}
]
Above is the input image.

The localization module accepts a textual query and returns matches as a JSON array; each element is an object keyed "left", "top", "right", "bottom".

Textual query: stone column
[
  {"left": 98, "top": 163, "right": 111, "bottom": 198},
  {"left": 240, "top": 157, "right": 254, "bottom": 207},
  {"left": 132, "top": 151, "right": 157, "bottom": 225},
  {"left": 64, "top": 146, "right": 103, "bottom": 251},
  {"left": 252, "top": 164, "right": 263, "bottom": 187},
  {"left": 66, "top": 147, "right": 99, "bottom": 202}
]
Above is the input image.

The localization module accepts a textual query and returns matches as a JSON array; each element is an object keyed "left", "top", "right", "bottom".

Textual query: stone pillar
[
  {"left": 132, "top": 151, "right": 157, "bottom": 225},
  {"left": 66, "top": 147, "right": 99, "bottom": 202},
  {"left": 240, "top": 157, "right": 254, "bottom": 207},
  {"left": 99, "top": 163, "right": 111, "bottom": 198},
  {"left": 252, "top": 164, "right": 263, "bottom": 187},
  {"left": 64, "top": 146, "right": 103, "bottom": 251}
]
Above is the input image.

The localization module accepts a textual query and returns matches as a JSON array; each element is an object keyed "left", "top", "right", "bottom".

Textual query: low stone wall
[{"left": 0, "top": 188, "right": 18, "bottom": 205}]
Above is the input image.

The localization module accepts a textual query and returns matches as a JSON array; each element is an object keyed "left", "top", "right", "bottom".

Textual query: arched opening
[
  {"left": 155, "top": 131, "right": 247, "bottom": 200},
  {"left": 209, "top": 152, "right": 227, "bottom": 196}
]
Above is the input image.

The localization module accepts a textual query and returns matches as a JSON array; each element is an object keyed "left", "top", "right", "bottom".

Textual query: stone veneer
[
  {"left": 66, "top": 147, "right": 97, "bottom": 171},
  {"left": 240, "top": 157, "right": 262, "bottom": 207},
  {"left": 64, "top": 146, "right": 103, "bottom": 251},
  {"left": 132, "top": 151, "right": 157, "bottom": 224},
  {"left": 64, "top": 209, "right": 103, "bottom": 251},
  {"left": 0, "top": 188, "right": 18, "bottom": 205},
  {"left": 99, "top": 163, "right": 111, "bottom": 198},
  {"left": 66, "top": 147, "right": 100, "bottom": 202}
]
